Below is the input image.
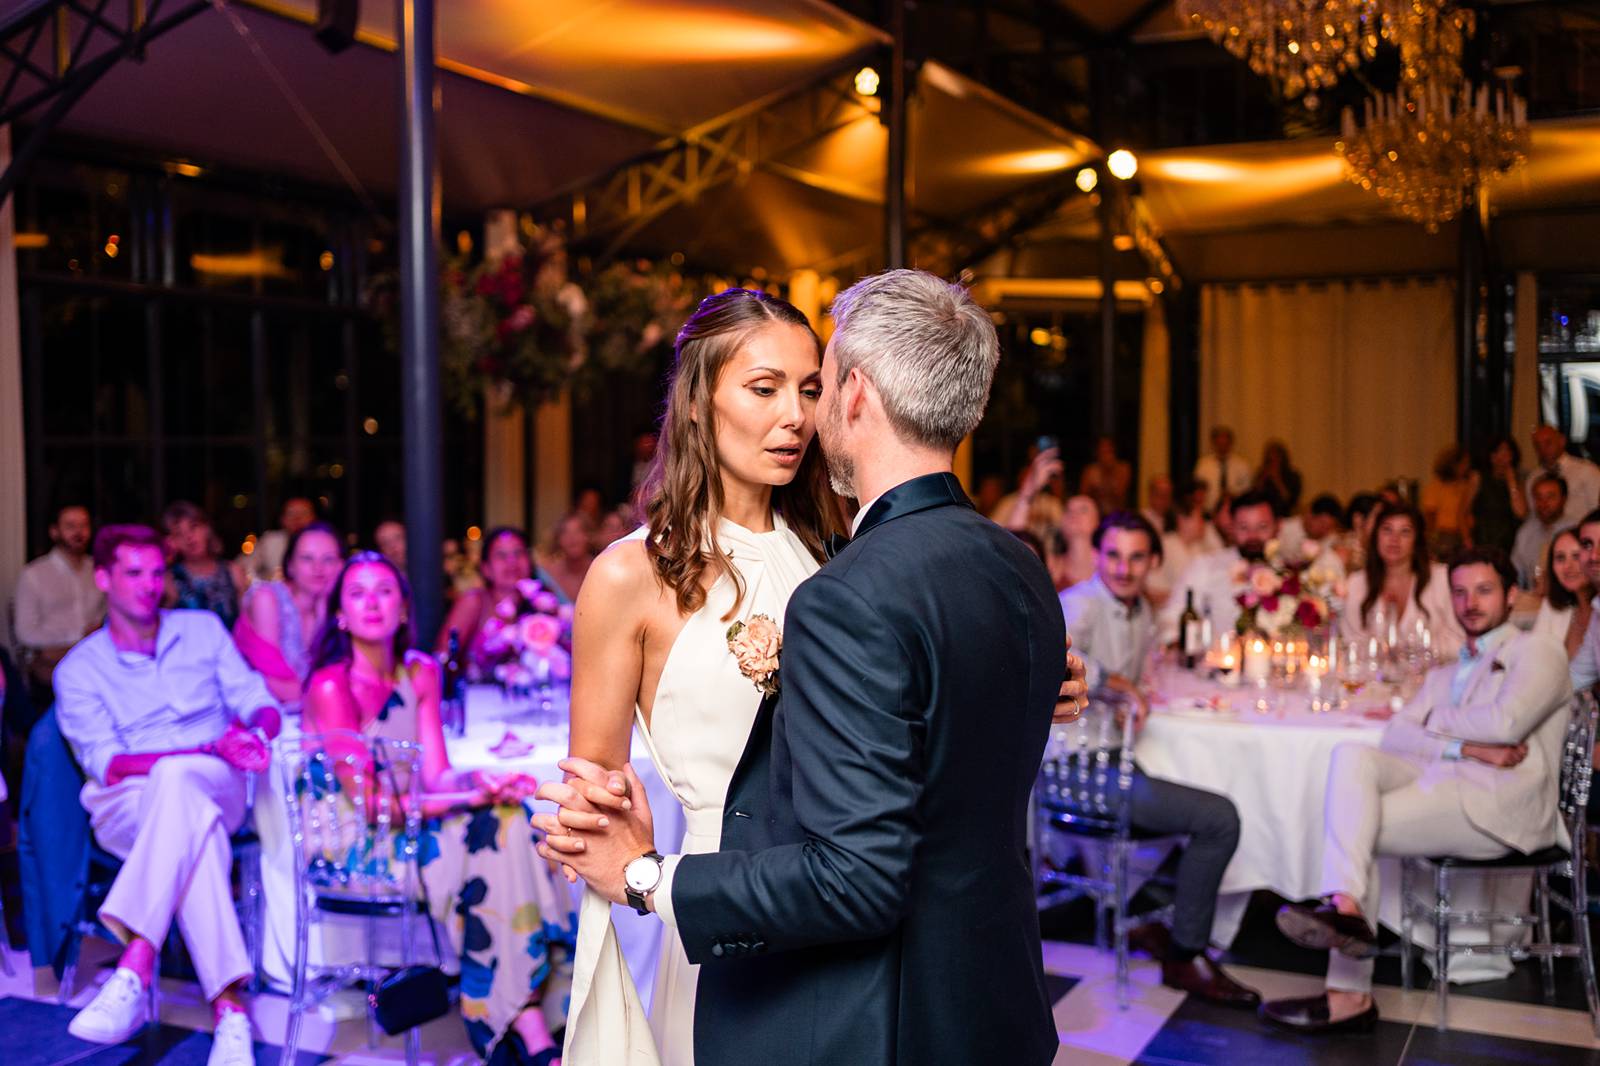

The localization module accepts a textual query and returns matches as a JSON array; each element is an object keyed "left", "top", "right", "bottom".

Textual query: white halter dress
[{"left": 562, "top": 515, "right": 819, "bottom": 1066}]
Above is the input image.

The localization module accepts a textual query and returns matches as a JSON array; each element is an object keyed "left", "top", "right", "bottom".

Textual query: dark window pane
[{"left": 37, "top": 292, "right": 95, "bottom": 437}]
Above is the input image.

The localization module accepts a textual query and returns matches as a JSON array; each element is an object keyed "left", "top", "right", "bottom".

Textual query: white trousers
[
  {"left": 1320, "top": 744, "right": 1507, "bottom": 994},
  {"left": 80, "top": 754, "right": 252, "bottom": 1001}
]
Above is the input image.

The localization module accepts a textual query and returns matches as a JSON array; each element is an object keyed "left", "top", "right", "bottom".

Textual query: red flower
[
  {"left": 1281, "top": 573, "right": 1301, "bottom": 597},
  {"left": 506, "top": 304, "right": 535, "bottom": 333},
  {"left": 1261, "top": 595, "right": 1279, "bottom": 613},
  {"left": 1295, "top": 600, "right": 1323, "bottom": 628}
]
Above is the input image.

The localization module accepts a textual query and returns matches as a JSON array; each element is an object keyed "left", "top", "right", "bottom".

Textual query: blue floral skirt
[{"left": 418, "top": 802, "right": 577, "bottom": 1059}]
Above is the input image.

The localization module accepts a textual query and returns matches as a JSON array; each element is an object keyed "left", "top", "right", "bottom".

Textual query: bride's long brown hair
[{"left": 636, "top": 288, "right": 838, "bottom": 619}]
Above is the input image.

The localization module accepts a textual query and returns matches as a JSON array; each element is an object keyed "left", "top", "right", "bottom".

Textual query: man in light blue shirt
[
  {"left": 54, "top": 525, "right": 280, "bottom": 1066},
  {"left": 1059, "top": 512, "right": 1259, "bottom": 1009}
]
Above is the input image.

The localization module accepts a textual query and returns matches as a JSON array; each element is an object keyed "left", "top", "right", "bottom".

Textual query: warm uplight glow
[
  {"left": 1108, "top": 149, "right": 1139, "bottom": 180},
  {"left": 1148, "top": 278, "right": 1165, "bottom": 295},
  {"left": 1112, "top": 234, "right": 1136, "bottom": 251},
  {"left": 972, "top": 149, "right": 1079, "bottom": 175},
  {"left": 1029, "top": 327, "right": 1052, "bottom": 346},
  {"left": 166, "top": 161, "right": 203, "bottom": 178},
  {"left": 190, "top": 250, "right": 294, "bottom": 279},
  {"left": 363, "top": 417, "right": 380, "bottom": 435},
  {"left": 14, "top": 233, "right": 47, "bottom": 249},
  {"left": 1075, "top": 166, "right": 1098, "bottom": 193},
  {"left": 319, "top": 250, "right": 335, "bottom": 271},
  {"left": 466, "top": 525, "right": 483, "bottom": 542},
  {"left": 854, "top": 66, "right": 880, "bottom": 97}
]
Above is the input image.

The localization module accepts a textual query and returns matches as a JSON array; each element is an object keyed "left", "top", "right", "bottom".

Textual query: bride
[{"left": 559, "top": 288, "right": 839, "bottom": 1065}]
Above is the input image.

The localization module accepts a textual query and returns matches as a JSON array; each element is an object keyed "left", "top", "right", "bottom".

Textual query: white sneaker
[
  {"left": 67, "top": 966, "right": 148, "bottom": 1044},
  {"left": 206, "top": 1010, "right": 255, "bottom": 1066}
]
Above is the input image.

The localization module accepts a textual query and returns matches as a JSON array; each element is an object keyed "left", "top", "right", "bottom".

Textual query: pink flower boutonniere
[{"left": 727, "top": 614, "right": 782, "bottom": 696}]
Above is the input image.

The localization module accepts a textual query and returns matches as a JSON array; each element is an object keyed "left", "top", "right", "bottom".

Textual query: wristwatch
[{"left": 623, "top": 851, "right": 666, "bottom": 916}]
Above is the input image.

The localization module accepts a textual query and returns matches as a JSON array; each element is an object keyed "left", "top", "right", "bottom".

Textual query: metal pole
[
  {"left": 885, "top": 0, "right": 907, "bottom": 270},
  {"left": 397, "top": 0, "right": 444, "bottom": 647},
  {"left": 1097, "top": 181, "right": 1117, "bottom": 442}
]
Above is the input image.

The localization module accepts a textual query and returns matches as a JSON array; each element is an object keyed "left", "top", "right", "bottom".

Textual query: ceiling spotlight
[
  {"left": 1075, "top": 167, "right": 1098, "bottom": 193},
  {"left": 854, "top": 66, "right": 881, "bottom": 97},
  {"left": 1107, "top": 149, "right": 1138, "bottom": 181}
]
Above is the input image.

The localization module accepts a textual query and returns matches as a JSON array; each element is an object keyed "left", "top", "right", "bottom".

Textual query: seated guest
[
  {"left": 536, "top": 512, "right": 595, "bottom": 604},
  {"left": 302, "top": 553, "right": 573, "bottom": 1062},
  {"left": 1529, "top": 424, "right": 1600, "bottom": 527},
  {"left": 14, "top": 502, "right": 101, "bottom": 695},
  {"left": 592, "top": 506, "right": 636, "bottom": 552},
  {"left": 1146, "top": 486, "right": 1222, "bottom": 609},
  {"left": 1251, "top": 439, "right": 1302, "bottom": 517},
  {"left": 1337, "top": 492, "right": 1384, "bottom": 573},
  {"left": 1563, "top": 510, "right": 1600, "bottom": 693},
  {"left": 1420, "top": 445, "right": 1473, "bottom": 556},
  {"left": 1141, "top": 473, "right": 1176, "bottom": 536},
  {"left": 434, "top": 526, "right": 532, "bottom": 659},
  {"left": 1059, "top": 512, "right": 1260, "bottom": 1008},
  {"left": 994, "top": 446, "right": 1066, "bottom": 545},
  {"left": 1159, "top": 491, "right": 1280, "bottom": 644},
  {"left": 1279, "top": 494, "right": 1346, "bottom": 569},
  {"left": 373, "top": 518, "right": 406, "bottom": 569},
  {"left": 1512, "top": 473, "right": 1568, "bottom": 589},
  {"left": 1341, "top": 502, "right": 1465, "bottom": 659},
  {"left": 240, "top": 495, "right": 316, "bottom": 584},
  {"left": 1531, "top": 529, "right": 1590, "bottom": 659},
  {"left": 163, "top": 501, "right": 246, "bottom": 630},
  {"left": 54, "top": 525, "right": 279, "bottom": 1065},
  {"left": 234, "top": 522, "right": 343, "bottom": 709},
  {"left": 1055, "top": 494, "right": 1100, "bottom": 590},
  {"left": 1262, "top": 548, "right": 1570, "bottom": 1034},
  {"left": 1079, "top": 435, "right": 1132, "bottom": 515},
  {"left": 1468, "top": 434, "right": 1527, "bottom": 555}
]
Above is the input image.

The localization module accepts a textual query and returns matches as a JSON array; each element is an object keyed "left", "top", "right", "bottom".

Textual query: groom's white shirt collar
[{"left": 851, "top": 492, "right": 886, "bottom": 537}]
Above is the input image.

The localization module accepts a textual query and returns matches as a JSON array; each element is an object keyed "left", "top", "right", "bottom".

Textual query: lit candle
[
  {"left": 1244, "top": 637, "right": 1271, "bottom": 684},
  {"left": 1217, "top": 651, "right": 1240, "bottom": 687}
]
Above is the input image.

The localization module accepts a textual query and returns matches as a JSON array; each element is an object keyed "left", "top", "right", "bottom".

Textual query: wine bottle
[{"left": 1179, "top": 589, "right": 1202, "bottom": 669}]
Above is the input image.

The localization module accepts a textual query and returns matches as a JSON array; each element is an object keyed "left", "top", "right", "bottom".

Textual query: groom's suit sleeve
[{"left": 668, "top": 571, "right": 925, "bottom": 961}]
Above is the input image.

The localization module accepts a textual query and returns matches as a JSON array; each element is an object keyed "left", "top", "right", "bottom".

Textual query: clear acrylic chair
[
  {"left": 1033, "top": 693, "right": 1177, "bottom": 1007},
  {"left": 1399, "top": 690, "right": 1600, "bottom": 1034},
  {"left": 277, "top": 731, "right": 429, "bottom": 1066}
]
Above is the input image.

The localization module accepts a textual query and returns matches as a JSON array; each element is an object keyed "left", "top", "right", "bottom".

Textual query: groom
[{"left": 540, "top": 269, "right": 1075, "bottom": 1064}]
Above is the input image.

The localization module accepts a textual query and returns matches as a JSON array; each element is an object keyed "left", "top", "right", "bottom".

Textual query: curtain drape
[{"left": 1199, "top": 277, "right": 1457, "bottom": 503}]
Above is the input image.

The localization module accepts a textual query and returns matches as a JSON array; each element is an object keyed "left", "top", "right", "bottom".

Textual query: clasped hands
[{"left": 532, "top": 760, "right": 657, "bottom": 906}]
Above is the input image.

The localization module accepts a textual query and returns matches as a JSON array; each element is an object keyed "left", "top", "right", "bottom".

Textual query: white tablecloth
[
  {"left": 1133, "top": 663, "right": 1525, "bottom": 981},
  {"left": 255, "top": 684, "right": 682, "bottom": 1008}
]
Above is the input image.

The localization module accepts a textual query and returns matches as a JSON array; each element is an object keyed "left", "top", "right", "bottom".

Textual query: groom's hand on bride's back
[{"left": 1055, "top": 634, "right": 1088, "bottom": 724}]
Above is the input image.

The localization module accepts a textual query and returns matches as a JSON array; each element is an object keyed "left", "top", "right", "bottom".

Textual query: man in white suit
[{"left": 1261, "top": 546, "right": 1571, "bottom": 1034}]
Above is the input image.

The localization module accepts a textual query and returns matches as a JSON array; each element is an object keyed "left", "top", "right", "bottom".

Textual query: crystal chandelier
[
  {"left": 1175, "top": 0, "right": 1384, "bottom": 105},
  {"left": 1336, "top": 79, "right": 1529, "bottom": 231}
]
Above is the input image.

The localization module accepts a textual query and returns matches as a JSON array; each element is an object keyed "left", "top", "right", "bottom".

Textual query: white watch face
[{"left": 625, "top": 855, "right": 662, "bottom": 894}]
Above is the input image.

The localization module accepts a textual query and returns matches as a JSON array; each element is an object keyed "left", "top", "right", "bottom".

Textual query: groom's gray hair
[{"left": 828, "top": 269, "right": 999, "bottom": 451}]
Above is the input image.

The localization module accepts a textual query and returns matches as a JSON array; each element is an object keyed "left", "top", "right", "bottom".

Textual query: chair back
[
  {"left": 1560, "top": 690, "right": 1598, "bottom": 846},
  {"left": 276, "top": 730, "right": 424, "bottom": 907},
  {"left": 1036, "top": 692, "right": 1138, "bottom": 832}
]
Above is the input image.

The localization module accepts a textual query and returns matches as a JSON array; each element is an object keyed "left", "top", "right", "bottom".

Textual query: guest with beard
[
  {"left": 1263, "top": 548, "right": 1569, "bottom": 1034},
  {"left": 1159, "top": 490, "right": 1279, "bottom": 644}
]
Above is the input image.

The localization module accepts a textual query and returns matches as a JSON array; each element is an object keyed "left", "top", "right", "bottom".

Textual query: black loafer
[
  {"left": 1260, "top": 993, "right": 1379, "bottom": 1034},
  {"left": 1275, "top": 902, "right": 1379, "bottom": 959}
]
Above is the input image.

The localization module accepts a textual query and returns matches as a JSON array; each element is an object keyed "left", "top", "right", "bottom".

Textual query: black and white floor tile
[{"left": 2, "top": 891, "right": 1596, "bottom": 1065}]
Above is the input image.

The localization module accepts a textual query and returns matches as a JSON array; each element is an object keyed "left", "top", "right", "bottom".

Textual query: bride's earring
[{"left": 337, "top": 616, "right": 348, "bottom": 631}]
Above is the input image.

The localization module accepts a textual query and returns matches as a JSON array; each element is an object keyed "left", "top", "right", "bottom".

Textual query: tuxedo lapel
[
  {"left": 723, "top": 689, "right": 778, "bottom": 815},
  {"left": 1460, "top": 633, "right": 1513, "bottom": 705},
  {"left": 852, "top": 472, "right": 972, "bottom": 543}
]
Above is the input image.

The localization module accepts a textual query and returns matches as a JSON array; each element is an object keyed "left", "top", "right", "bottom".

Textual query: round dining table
[
  {"left": 254, "top": 683, "right": 683, "bottom": 1009},
  {"left": 1131, "top": 660, "right": 1527, "bottom": 982}
]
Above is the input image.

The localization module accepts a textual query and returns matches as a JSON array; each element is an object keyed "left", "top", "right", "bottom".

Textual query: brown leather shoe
[
  {"left": 1275, "top": 902, "right": 1379, "bottom": 959},
  {"left": 1162, "top": 953, "right": 1263, "bottom": 1009},
  {"left": 1260, "top": 993, "right": 1379, "bottom": 1034},
  {"left": 1127, "top": 921, "right": 1175, "bottom": 962}
]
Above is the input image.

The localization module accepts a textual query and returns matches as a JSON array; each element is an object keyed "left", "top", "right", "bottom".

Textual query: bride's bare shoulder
[{"left": 580, "top": 537, "right": 658, "bottom": 605}]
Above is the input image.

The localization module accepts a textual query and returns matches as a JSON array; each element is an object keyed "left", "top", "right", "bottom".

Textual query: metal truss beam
[
  {"left": 0, "top": 0, "right": 209, "bottom": 205},
  {"left": 540, "top": 59, "right": 881, "bottom": 264},
  {"left": 907, "top": 175, "right": 1081, "bottom": 280}
]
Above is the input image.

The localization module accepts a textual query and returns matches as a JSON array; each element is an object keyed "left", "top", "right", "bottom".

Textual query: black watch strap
[{"left": 624, "top": 850, "right": 665, "bottom": 916}]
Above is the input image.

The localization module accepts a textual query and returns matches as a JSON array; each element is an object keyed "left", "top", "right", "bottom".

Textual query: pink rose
[
  {"left": 533, "top": 591, "right": 561, "bottom": 615},
  {"left": 727, "top": 614, "right": 783, "bottom": 693},
  {"left": 519, "top": 613, "right": 562, "bottom": 651},
  {"left": 516, "top": 578, "right": 541, "bottom": 601},
  {"left": 495, "top": 596, "right": 519, "bottom": 620},
  {"left": 1249, "top": 567, "right": 1280, "bottom": 598},
  {"left": 506, "top": 304, "right": 535, "bottom": 333}
]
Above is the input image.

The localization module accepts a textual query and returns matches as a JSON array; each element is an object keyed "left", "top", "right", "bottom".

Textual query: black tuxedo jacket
[{"left": 670, "top": 472, "right": 1066, "bottom": 1065}]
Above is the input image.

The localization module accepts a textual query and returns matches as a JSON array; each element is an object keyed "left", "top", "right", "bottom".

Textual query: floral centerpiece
[
  {"left": 473, "top": 578, "right": 574, "bottom": 692},
  {"left": 1233, "top": 541, "right": 1342, "bottom": 639}
]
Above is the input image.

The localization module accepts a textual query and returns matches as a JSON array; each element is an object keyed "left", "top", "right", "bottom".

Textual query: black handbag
[{"left": 370, "top": 752, "right": 452, "bottom": 1036}]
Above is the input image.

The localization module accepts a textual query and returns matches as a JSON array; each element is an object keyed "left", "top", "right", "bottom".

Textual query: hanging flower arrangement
[{"left": 370, "top": 223, "right": 701, "bottom": 418}]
